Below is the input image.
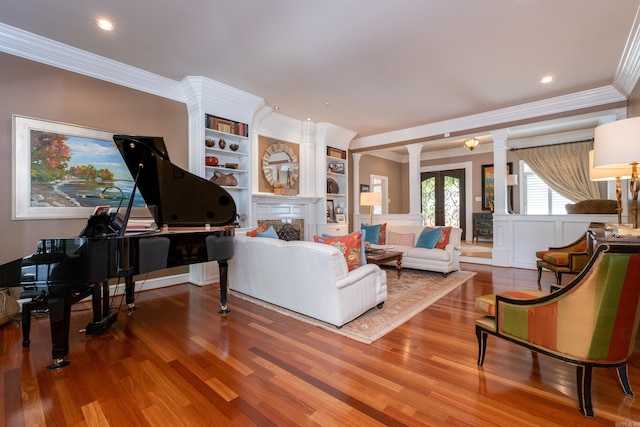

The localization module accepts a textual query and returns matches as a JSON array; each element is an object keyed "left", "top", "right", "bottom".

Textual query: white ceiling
[{"left": 1, "top": 0, "right": 639, "bottom": 147}]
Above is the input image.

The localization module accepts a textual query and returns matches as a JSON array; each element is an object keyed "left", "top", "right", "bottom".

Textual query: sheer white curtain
[{"left": 515, "top": 140, "right": 600, "bottom": 202}]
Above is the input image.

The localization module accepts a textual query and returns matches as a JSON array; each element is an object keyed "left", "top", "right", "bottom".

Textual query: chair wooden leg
[
  {"left": 617, "top": 365, "right": 635, "bottom": 397},
  {"left": 577, "top": 365, "right": 595, "bottom": 418},
  {"left": 476, "top": 326, "right": 488, "bottom": 366},
  {"left": 555, "top": 271, "right": 562, "bottom": 287},
  {"left": 537, "top": 264, "right": 542, "bottom": 284}
]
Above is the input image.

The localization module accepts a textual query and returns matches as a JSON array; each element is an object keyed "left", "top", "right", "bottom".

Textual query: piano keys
[{"left": 0, "top": 135, "right": 237, "bottom": 369}]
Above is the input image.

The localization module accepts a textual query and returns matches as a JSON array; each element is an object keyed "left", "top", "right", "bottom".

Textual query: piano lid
[{"left": 113, "top": 135, "right": 237, "bottom": 227}]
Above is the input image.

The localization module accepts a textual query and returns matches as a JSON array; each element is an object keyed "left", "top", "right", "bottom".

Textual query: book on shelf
[{"left": 205, "top": 114, "right": 249, "bottom": 137}]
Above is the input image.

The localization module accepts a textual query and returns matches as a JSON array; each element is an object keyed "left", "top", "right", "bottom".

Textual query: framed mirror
[{"left": 262, "top": 143, "right": 299, "bottom": 188}]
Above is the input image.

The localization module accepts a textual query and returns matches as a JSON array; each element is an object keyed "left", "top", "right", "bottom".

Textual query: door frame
[{"left": 420, "top": 161, "right": 473, "bottom": 242}]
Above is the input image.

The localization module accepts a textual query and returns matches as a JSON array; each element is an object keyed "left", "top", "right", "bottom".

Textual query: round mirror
[{"left": 262, "top": 143, "right": 299, "bottom": 188}]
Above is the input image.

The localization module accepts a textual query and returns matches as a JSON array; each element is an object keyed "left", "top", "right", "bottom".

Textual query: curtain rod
[{"left": 509, "top": 138, "right": 593, "bottom": 151}]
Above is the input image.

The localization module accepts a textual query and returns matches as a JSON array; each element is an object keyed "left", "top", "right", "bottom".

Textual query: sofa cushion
[
  {"left": 361, "top": 223, "right": 382, "bottom": 244},
  {"left": 416, "top": 227, "right": 441, "bottom": 249},
  {"left": 406, "top": 246, "right": 451, "bottom": 261},
  {"left": 257, "top": 225, "right": 279, "bottom": 239},
  {"left": 388, "top": 231, "right": 414, "bottom": 246},
  {"left": 314, "top": 230, "right": 364, "bottom": 271},
  {"left": 474, "top": 290, "right": 548, "bottom": 317}
]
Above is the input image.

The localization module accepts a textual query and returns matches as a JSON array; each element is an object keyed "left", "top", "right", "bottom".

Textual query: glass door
[{"left": 421, "top": 169, "right": 466, "bottom": 239}]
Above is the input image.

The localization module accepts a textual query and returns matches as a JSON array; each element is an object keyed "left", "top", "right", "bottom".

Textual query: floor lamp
[
  {"left": 594, "top": 118, "right": 640, "bottom": 228},
  {"left": 360, "top": 192, "right": 382, "bottom": 225},
  {"left": 588, "top": 150, "right": 630, "bottom": 225}
]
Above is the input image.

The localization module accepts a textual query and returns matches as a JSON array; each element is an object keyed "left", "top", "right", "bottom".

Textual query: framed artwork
[
  {"left": 326, "top": 199, "right": 336, "bottom": 222},
  {"left": 334, "top": 162, "right": 345, "bottom": 174},
  {"left": 481, "top": 162, "right": 513, "bottom": 211},
  {"left": 12, "top": 115, "right": 147, "bottom": 220},
  {"left": 360, "top": 184, "right": 370, "bottom": 192}
]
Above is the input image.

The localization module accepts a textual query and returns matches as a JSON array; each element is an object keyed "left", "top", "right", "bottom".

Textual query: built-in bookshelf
[
  {"left": 325, "top": 146, "right": 348, "bottom": 235},
  {"left": 204, "top": 114, "right": 250, "bottom": 227}
]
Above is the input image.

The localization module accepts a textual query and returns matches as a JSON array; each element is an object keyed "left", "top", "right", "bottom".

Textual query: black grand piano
[{"left": 0, "top": 135, "right": 236, "bottom": 370}]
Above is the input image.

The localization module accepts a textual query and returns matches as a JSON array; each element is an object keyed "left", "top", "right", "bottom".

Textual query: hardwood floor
[{"left": 2, "top": 263, "right": 639, "bottom": 426}]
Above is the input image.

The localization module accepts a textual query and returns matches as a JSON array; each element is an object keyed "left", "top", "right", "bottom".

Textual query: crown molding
[
  {"left": 0, "top": 23, "right": 185, "bottom": 102},
  {"left": 351, "top": 85, "right": 627, "bottom": 149},
  {"left": 614, "top": 4, "right": 640, "bottom": 96}
]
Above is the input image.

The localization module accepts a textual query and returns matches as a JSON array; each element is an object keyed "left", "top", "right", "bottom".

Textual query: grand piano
[{"left": 0, "top": 135, "right": 237, "bottom": 370}]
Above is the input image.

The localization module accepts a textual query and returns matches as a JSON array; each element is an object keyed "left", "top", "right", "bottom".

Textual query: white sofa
[
  {"left": 228, "top": 235, "right": 387, "bottom": 327},
  {"left": 379, "top": 225, "right": 462, "bottom": 276}
]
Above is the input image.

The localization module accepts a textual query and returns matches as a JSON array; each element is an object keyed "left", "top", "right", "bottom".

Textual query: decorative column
[
  {"left": 491, "top": 129, "right": 509, "bottom": 215},
  {"left": 352, "top": 152, "right": 362, "bottom": 227},
  {"left": 490, "top": 129, "right": 510, "bottom": 267},
  {"left": 407, "top": 143, "right": 423, "bottom": 215}
]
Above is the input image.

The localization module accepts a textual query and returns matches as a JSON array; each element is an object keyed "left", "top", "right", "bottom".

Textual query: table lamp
[
  {"left": 593, "top": 117, "right": 640, "bottom": 228},
  {"left": 588, "top": 150, "right": 630, "bottom": 225},
  {"left": 360, "top": 192, "right": 382, "bottom": 225}
]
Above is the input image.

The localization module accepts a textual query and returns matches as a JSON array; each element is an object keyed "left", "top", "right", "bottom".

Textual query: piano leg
[
  {"left": 46, "top": 287, "right": 94, "bottom": 370},
  {"left": 218, "top": 259, "right": 230, "bottom": 314},
  {"left": 125, "top": 274, "right": 137, "bottom": 312}
]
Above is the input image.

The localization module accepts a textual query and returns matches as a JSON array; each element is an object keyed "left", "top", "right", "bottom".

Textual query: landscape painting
[{"left": 13, "top": 115, "right": 146, "bottom": 219}]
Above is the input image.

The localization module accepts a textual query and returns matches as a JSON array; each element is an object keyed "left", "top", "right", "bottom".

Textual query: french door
[{"left": 421, "top": 169, "right": 466, "bottom": 239}]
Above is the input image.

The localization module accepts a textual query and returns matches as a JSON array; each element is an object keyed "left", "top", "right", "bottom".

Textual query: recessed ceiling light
[
  {"left": 97, "top": 19, "right": 114, "bottom": 31},
  {"left": 540, "top": 75, "right": 554, "bottom": 84}
]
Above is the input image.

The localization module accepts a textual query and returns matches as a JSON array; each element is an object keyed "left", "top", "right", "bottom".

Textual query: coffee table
[{"left": 365, "top": 250, "right": 403, "bottom": 277}]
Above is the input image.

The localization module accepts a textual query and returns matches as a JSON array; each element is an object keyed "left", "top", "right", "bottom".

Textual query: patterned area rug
[{"left": 230, "top": 268, "right": 475, "bottom": 344}]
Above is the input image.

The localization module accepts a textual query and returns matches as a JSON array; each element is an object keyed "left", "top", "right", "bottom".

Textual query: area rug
[{"left": 230, "top": 268, "right": 475, "bottom": 344}]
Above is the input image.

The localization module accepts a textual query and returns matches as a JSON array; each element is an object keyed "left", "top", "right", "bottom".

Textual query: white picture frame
[{"left": 12, "top": 115, "right": 147, "bottom": 220}]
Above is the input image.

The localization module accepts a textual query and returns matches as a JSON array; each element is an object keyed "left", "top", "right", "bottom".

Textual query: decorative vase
[
  {"left": 229, "top": 143, "right": 239, "bottom": 151},
  {"left": 205, "top": 138, "right": 215, "bottom": 147},
  {"left": 218, "top": 139, "right": 226, "bottom": 149}
]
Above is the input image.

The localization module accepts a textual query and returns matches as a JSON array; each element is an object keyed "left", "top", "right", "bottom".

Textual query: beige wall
[
  {"left": 357, "top": 150, "right": 521, "bottom": 216},
  {"left": 357, "top": 155, "right": 405, "bottom": 214},
  {"left": 0, "top": 53, "right": 188, "bottom": 263}
]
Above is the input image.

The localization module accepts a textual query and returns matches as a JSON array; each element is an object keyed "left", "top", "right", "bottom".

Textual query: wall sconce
[
  {"left": 593, "top": 117, "right": 640, "bottom": 228},
  {"left": 360, "top": 191, "right": 382, "bottom": 225},
  {"left": 464, "top": 138, "right": 479, "bottom": 151},
  {"left": 506, "top": 174, "right": 518, "bottom": 213}
]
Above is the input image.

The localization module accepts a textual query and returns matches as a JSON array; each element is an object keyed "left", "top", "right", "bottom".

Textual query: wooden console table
[{"left": 365, "top": 250, "right": 403, "bottom": 277}]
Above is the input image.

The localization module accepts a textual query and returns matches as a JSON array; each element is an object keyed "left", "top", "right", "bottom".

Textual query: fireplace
[{"left": 252, "top": 195, "right": 323, "bottom": 241}]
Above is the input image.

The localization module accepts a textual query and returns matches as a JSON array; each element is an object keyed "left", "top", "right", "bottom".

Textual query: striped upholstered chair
[{"left": 475, "top": 244, "right": 640, "bottom": 417}]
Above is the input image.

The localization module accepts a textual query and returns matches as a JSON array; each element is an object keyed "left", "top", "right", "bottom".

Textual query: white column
[
  {"left": 491, "top": 129, "right": 511, "bottom": 267},
  {"left": 491, "top": 130, "right": 509, "bottom": 215},
  {"left": 352, "top": 152, "right": 362, "bottom": 227},
  {"left": 407, "top": 143, "right": 423, "bottom": 215}
]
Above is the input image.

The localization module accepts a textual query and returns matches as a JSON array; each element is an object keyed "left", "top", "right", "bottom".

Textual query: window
[
  {"left": 370, "top": 175, "right": 387, "bottom": 215},
  {"left": 523, "top": 163, "right": 572, "bottom": 214}
]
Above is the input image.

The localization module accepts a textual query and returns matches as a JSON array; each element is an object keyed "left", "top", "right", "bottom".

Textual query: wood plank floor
[{"left": 2, "top": 262, "right": 639, "bottom": 426}]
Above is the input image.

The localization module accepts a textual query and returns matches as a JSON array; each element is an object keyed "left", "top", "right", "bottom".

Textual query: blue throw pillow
[
  {"left": 416, "top": 227, "right": 442, "bottom": 249},
  {"left": 322, "top": 230, "right": 367, "bottom": 265},
  {"left": 257, "top": 225, "right": 279, "bottom": 239},
  {"left": 360, "top": 223, "right": 381, "bottom": 244}
]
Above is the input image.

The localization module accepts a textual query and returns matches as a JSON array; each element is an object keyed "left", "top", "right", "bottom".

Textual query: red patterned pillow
[
  {"left": 313, "top": 231, "right": 364, "bottom": 271},
  {"left": 378, "top": 223, "right": 387, "bottom": 245},
  {"left": 435, "top": 226, "right": 452, "bottom": 249},
  {"left": 246, "top": 223, "right": 268, "bottom": 237}
]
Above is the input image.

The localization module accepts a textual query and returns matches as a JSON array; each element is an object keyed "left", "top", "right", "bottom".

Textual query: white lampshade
[
  {"left": 593, "top": 117, "right": 640, "bottom": 168},
  {"left": 360, "top": 191, "right": 382, "bottom": 206},
  {"left": 506, "top": 174, "right": 518, "bottom": 186},
  {"left": 588, "top": 150, "right": 631, "bottom": 181}
]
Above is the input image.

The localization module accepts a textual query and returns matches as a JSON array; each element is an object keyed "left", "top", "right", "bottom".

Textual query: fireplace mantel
[{"left": 252, "top": 193, "right": 324, "bottom": 240}]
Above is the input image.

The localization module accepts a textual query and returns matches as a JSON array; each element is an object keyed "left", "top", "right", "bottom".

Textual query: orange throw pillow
[
  {"left": 427, "top": 226, "right": 452, "bottom": 249},
  {"left": 246, "top": 223, "right": 269, "bottom": 237},
  {"left": 313, "top": 231, "right": 364, "bottom": 271},
  {"left": 378, "top": 223, "right": 387, "bottom": 245}
]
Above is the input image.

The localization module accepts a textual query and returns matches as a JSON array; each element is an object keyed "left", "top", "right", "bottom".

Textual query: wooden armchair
[
  {"left": 475, "top": 244, "right": 640, "bottom": 417},
  {"left": 535, "top": 222, "right": 604, "bottom": 287}
]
